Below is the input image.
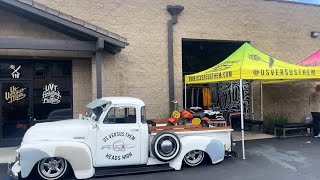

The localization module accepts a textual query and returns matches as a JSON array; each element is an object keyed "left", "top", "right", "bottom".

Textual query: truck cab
[{"left": 87, "top": 97, "right": 149, "bottom": 167}]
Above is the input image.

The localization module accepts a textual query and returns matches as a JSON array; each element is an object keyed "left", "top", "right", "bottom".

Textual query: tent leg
[
  {"left": 231, "top": 82, "right": 233, "bottom": 104},
  {"left": 184, "top": 83, "right": 187, "bottom": 110},
  {"left": 191, "top": 88, "right": 194, "bottom": 107},
  {"left": 240, "top": 79, "right": 246, "bottom": 160},
  {"left": 197, "top": 88, "right": 200, "bottom": 107},
  {"left": 251, "top": 81, "right": 254, "bottom": 120},
  {"left": 260, "top": 82, "right": 263, "bottom": 121}
]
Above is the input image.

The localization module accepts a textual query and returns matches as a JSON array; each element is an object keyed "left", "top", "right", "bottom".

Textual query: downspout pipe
[
  {"left": 167, "top": 5, "right": 184, "bottom": 113},
  {"left": 96, "top": 38, "right": 104, "bottom": 99}
]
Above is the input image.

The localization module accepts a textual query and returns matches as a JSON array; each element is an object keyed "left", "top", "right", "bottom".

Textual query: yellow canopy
[{"left": 185, "top": 43, "right": 320, "bottom": 84}]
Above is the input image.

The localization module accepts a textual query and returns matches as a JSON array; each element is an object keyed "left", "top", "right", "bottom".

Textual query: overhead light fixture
[{"left": 311, "top": 31, "right": 320, "bottom": 38}]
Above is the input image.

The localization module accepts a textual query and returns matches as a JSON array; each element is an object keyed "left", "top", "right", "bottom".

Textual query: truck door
[{"left": 96, "top": 105, "right": 141, "bottom": 167}]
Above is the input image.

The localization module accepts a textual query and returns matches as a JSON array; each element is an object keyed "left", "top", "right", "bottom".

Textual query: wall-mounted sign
[
  {"left": 5, "top": 86, "right": 26, "bottom": 103},
  {"left": 42, "top": 83, "right": 61, "bottom": 104},
  {"left": 10, "top": 64, "right": 21, "bottom": 79}
]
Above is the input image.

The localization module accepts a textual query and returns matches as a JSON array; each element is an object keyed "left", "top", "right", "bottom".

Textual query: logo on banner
[
  {"left": 5, "top": 86, "right": 26, "bottom": 103},
  {"left": 10, "top": 65, "right": 21, "bottom": 78},
  {"left": 248, "top": 54, "right": 261, "bottom": 61},
  {"left": 211, "top": 59, "right": 240, "bottom": 72},
  {"left": 269, "top": 57, "right": 274, "bottom": 68},
  {"left": 42, "top": 83, "right": 61, "bottom": 104}
]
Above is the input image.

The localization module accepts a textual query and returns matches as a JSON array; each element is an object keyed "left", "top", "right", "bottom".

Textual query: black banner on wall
[{"left": 217, "top": 82, "right": 250, "bottom": 117}]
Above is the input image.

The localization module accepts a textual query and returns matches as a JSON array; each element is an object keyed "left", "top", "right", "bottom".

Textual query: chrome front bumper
[{"left": 7, "top": 161, "right": 21, "bottom": 180}]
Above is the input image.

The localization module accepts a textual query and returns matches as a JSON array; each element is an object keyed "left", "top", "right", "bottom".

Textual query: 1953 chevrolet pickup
[{"left": 10, "top": 97, "right": 236, "bottom": 180}]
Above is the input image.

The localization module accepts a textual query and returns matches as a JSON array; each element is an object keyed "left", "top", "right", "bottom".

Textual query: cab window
[
  {"left": 104, "top": 106, "right": 136, "bottom": 124},
  {"left": 141, "top": 106, "right": 146, "bottom": 124}
]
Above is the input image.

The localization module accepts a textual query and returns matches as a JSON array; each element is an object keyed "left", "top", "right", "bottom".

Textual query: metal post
[
  {"left": 96, "top": 38, "right": 104, "bottom": 99},
  {"left": 184, "top": 83, "right": 187, "bottom": 109},
  {"left": 96, "top": 51, "right": 102, "bottom": 99},
  {"left": 231, "top": 82, "right": 233, "bottom": 105},
  {"left": 191, "top": 88, "right": 194, "bottom": 107},
  {"left": 260, "top": 82, "right": 263, "bottom": 121},
  {"left": 240, "top": 79, "right": 246, "bottom": 159},
  {"left": 251, "top": 81, "right": 254, "bottom": 120},
  {"left": 197, "top": 88, "right": 200, "bottom": 107}
]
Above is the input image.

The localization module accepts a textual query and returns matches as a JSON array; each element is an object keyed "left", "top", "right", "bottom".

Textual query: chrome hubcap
[
  {"left": 40, "top": 157, "right": 65, "bottom": 178},
  {"left": 184, "top": 150, "right": 204, "bottom": 165},
  {"left": 160, "top": 140, "right": 173, "bottom": 153}
]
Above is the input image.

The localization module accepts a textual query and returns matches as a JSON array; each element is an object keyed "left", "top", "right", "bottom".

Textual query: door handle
[{"left": 130, "top": 129, "right": 139, "bottom": 132}]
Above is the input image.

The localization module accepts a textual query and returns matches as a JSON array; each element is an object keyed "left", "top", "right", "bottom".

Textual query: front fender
[
  {"left": 20, "top": 141, "right": 94, "bottom": 179},
  {"left": 169, "top": 136, "right": 225, "bottom": 170}
]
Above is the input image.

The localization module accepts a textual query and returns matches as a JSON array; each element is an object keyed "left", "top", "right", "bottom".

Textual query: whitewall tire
[{"left": 151, "top": 131, "right": 181, "bottom": 162}]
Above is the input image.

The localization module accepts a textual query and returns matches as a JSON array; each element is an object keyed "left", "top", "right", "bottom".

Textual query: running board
[{"left": 94, "top": 164, "right": 174, "bottom": 177}]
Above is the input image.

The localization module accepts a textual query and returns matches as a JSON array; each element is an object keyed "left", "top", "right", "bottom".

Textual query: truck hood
[{"left": 22, "top": 119, "right": 93, "bottom": 144}]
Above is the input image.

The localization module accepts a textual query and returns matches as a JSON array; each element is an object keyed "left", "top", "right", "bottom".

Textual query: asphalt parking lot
[{"left": 2, "top": 137, "right": 320, "bottom": 180}]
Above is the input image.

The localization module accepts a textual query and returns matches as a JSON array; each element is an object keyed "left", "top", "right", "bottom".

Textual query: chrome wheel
[
  {"left": 37, "top": 157, "right": 68, "bottom": 180},
  {"left": 183, "top": 150, "right": 205, "bottom": 166}
]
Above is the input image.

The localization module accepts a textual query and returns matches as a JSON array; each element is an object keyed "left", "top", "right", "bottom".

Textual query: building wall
[
  {"left": 0, "top": 9, "right": 92, "bottom": 58},
  {"left": 72, "top": 59, "right": 92, "bottom": 118},
  {"left": 35, "top": 0, "right": 320, "bottom": 121},
  {"left": 0, "top": 9, "right": 94, "bottom": 118},
  {"left": 0, "top": 9, "right": 72, "bottom": 40}
]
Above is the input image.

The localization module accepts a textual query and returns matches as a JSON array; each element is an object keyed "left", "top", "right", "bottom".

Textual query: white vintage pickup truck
[{"left": 10, "top": 97, "right": 235, "bottom": 180}]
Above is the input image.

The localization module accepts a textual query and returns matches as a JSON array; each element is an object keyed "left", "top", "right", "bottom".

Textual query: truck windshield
[{"left": 87, "top": 104, "right": 109, "bottom": 121}]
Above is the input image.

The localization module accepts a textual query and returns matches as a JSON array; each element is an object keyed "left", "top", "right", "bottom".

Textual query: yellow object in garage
[
  {"left": 171, "top": 110, "right": 181, "bottom": 119},
  {"left": 191, "top": 118, "right": 201, "bottom": 125}
]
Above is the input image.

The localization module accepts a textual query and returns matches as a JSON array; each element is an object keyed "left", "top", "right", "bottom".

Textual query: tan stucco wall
[
  {"left": 72, "top": 59, "right": 92, "bottom": 117},
  {"left": 6, "top": 0, "right": 320, "bottom": 121}
]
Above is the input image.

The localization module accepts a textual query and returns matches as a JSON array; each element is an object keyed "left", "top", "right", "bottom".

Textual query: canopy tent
[
  {"left": 298, "top": 50, "right": 320, "bottom": 66},
  {"left": 262, "top": 49, "right": 320, "bottom": 84},
  {"left": 184, "top": 42, "right": 320, "bottom": 159},
  {"left": 260, "top": 49, "right": 320, "bottom": 124}
]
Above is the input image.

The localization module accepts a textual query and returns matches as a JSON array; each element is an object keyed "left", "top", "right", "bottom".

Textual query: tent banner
[
  {"left": 185, "top": 43, "right": 320, "bottom": 84},
  {"left": 184, "top": 46, "right": 244, "bottom": 84},
  {"left": 241, "top": 43, "right": 320, "bottom": 80},
  {"left": 262, "top": 49, "right": 320, "bottom": 84},
  {"left": 184, "top": 70, "right": 239, "bottom": 84}
]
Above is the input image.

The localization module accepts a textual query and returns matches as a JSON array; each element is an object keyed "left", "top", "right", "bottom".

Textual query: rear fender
[
  {"left": 20, "top": 141, "right": 94, "bottom": 179},
  {"left": 169, "top": 136, "right": 225, "bottom": 170}
]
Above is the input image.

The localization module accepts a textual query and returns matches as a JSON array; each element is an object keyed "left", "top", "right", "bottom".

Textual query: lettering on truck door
[{"left": 96, "top": 105, "right": 141, "bottom": 167}]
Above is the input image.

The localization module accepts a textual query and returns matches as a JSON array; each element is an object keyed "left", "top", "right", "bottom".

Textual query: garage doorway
[{"left": 182, "top": 39, "right": 246, "bottom": 110}]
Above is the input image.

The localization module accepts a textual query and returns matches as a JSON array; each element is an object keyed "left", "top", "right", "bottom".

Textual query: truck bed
[
  {"left": 148, "top": 118, "right": 232, "bottom": 134},
  {"left": 149, "top": 124, "right": 232, "bottom": 134},
  {"left": 149, "top": 124, "right": 233, "bottom": 151}
]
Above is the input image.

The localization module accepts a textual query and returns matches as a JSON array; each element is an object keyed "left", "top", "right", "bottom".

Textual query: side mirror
[
  {"left": 92, "top": 114, "right": 97, "bottom": 121},
  {"left": 92, "top": 123, "right": 99, "bottom": 130}
]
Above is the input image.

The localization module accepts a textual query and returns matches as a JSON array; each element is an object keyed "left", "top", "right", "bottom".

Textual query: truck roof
[{"left": 100, "top": 97, "right": 145, "bottom": 106}]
